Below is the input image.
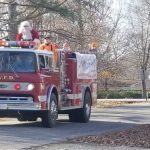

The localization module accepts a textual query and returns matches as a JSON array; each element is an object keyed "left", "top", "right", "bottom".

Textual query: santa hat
[{"left": 19, "top": 21, "right": 32, "bottom": 33}]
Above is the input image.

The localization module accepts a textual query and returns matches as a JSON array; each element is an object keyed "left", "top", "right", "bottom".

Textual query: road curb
[{"left": 97, "top": 99, "right": 150, "bottom": 102}]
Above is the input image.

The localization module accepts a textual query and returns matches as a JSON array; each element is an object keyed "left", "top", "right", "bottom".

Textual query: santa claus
[
  {"left": 16, "top": 21, "right": 40, "bottom": 48},
  {"left": 16, "top": 21, "right": 39, "bottom": 41}
]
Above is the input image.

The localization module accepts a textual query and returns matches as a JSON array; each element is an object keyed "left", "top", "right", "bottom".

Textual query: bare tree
[
  {"left": 0, "top": 0, "right": 131, "bottom": 92},
  {"left": 97, "top": 3, "right": 129, "bottom": 90},
  {"left": 127, "top": 0, "right": 150, "bottom": 98},
  {"left": 0, "top": 0, "right": 75, "bottom": 40}
]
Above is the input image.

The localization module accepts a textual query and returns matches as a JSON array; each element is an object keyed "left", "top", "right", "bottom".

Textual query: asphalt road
[{"left": 0, "top": 102, "right": 149, "bottom": 149}]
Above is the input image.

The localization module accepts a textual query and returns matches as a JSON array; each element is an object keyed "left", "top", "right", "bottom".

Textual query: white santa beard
[{"left": 22, "top": 28, "right": 32, "bottom": 40}]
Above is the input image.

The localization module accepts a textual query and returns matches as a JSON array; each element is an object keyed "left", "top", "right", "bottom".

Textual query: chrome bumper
[{"left": 0, "top": 100, "right": 41, "bottom": 110}]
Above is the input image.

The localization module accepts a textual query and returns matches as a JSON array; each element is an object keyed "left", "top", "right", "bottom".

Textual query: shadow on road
[
  {"left": 0, "top": 104, "right": 148, "bottom": 149},
  {"left": 0, "top": 119, "right": 136, "bottom": 139}
]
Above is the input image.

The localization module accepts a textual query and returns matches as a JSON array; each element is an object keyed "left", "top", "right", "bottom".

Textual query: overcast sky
[{"left": 112, "top": 0, "right": 130, "bottom": 12}]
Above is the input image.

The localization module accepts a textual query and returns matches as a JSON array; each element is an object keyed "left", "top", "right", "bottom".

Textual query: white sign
[
  {"left": 0, "top": 104, "right": 7, "bottom": 109},
  {"left": 75, "top": 52, "right": 97, "bottom": 79}
]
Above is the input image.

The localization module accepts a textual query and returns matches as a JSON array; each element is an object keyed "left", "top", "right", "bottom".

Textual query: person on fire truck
[
  {"left": 16, "top": 21, "right": 40, "bottom": 48},
  {"left": 38, "top": 35, "right": 58, "bottom": 66},
  {"left": 63, "top": 39, "right": 71, "bottom": 51}
]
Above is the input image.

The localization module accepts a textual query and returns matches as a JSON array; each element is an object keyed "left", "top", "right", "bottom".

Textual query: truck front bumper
[{"left": 0, "top": 100, "right": 42, "bottom": 110}]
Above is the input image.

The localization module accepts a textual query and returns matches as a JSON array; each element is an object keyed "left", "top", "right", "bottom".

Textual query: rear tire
[
  {"left": 42, "top": 93, "right": 58, "bottom": 128},
  {"left": 69, "top": 91, "right": 91, "bottom": 122}
]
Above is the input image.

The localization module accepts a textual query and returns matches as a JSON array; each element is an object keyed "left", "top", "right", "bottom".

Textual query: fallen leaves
[{"left": 68, "top": 124, "right": 150, "bottom": 148}]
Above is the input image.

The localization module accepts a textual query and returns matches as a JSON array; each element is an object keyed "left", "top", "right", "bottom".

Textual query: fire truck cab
[{"left": 0, "top": 41, "right": 97, "bottom": 128}]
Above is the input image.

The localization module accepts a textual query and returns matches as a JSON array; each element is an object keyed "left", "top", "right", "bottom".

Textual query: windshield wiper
[{"left": 8, "top": 58, "right": 20, "bottom": 79}]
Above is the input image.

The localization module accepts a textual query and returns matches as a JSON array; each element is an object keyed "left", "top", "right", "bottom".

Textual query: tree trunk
[
  {"left": 141, "top": 66, "right": 147, "bottom": 99},
  {"left": 104, "top": 78, "right": 108, "bottom": 91},
  {"left": 8, "top": 2, "right": 18, "bottom": 40}
]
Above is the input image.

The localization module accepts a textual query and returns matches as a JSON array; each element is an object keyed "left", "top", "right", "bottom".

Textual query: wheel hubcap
[
  {"left": 85, "top": 103, "right": 90, "bottom": 117},
  {"left": 50, "top": 101, "right": 57, "bottom": 120}
]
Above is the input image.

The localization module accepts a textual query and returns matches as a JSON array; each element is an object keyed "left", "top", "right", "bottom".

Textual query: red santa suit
[{"left": 16, "top": 21, "right": 39, "bottom": 41}]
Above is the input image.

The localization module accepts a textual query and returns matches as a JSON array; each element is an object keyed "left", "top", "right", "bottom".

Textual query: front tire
[{"left": 42, "top": 93, "right": 58, "bottom": 128}]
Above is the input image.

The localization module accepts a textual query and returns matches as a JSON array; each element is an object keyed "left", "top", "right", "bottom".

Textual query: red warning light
[{"left": 14, "top": 83, "right": 21, "bottom": 90}]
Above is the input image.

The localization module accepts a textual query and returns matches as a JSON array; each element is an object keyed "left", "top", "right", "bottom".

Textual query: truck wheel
[
  {"left": 69, "top": 91, "right": 91, "bottom": 122},
  {"left": 81, "top": 91, "right": 92, "bottom": 122},
  {"left": 42, "top": 93, "right": 58, "bottom": 128}
]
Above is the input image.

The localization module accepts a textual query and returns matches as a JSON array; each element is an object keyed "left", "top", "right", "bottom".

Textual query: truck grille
[{"left": 0, "top": 96, "right": 33, "bottom": 101}]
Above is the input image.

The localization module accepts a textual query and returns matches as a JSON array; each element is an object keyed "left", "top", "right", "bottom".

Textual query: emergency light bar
[{"left": 0, "top": 40, "right": 36, "bottom": 48}]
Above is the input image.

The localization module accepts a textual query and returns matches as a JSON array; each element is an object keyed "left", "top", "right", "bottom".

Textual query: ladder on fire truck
[{"left": 59, "top": 50, "right": 69, "bottom": 106}]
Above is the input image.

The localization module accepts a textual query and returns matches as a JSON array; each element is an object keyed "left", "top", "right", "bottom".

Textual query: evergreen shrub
[{"left": 97, "top": 90, "right": 143, "bottom": 99}]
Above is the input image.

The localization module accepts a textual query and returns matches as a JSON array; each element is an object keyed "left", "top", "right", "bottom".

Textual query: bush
[
  {"left": 97, "top": 90, "right": 142, "bottom": 99},
  {"left": 97, "top": 91, "right": 107, "bottom": 99},
  {"left": 107, "top": 91, "right": 124, "bottom": 99}
]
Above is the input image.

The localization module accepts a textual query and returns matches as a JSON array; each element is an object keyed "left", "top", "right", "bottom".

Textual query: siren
[{"left": 0, "top": 40, "right": 36, "bottom": 48}]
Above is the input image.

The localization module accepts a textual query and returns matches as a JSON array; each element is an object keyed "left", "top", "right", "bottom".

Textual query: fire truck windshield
[{"left": 0, "top": 51, "right": 36, "bottom": 73}]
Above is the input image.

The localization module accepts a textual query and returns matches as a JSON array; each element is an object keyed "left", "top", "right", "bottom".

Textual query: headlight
[{"left": 27, "top": 84, "right": 34, "bottom": 91}]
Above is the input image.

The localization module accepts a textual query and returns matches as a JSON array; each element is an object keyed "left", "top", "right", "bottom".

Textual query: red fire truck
[{"left": 0, "top": 41, "right": 97, "bottom": 128}]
